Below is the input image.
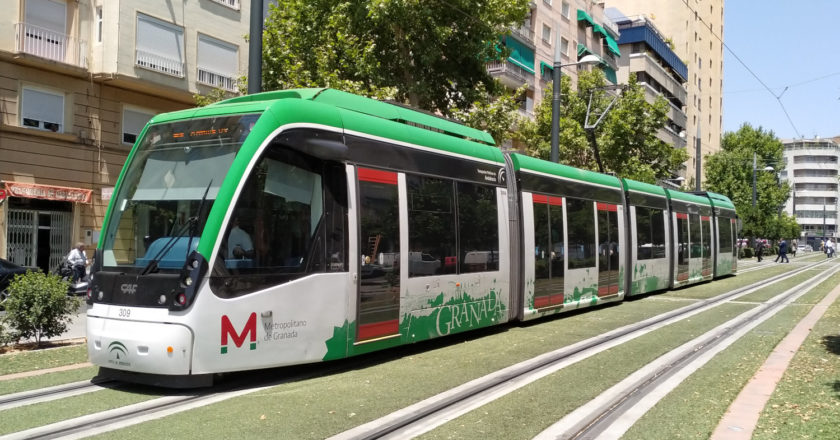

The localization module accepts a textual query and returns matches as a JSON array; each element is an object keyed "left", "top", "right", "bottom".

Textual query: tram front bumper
[{"left": 87, "top": 316, "right": 193, "bottom": 375}]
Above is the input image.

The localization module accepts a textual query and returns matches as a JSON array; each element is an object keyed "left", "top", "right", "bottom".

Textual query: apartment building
[
  {"left": 781, "top": 138, "right": 840, "bottom": 243},
  {"left": 0, "top": 0, "right": 249, "bottom": 272},
  {"left": 603, "top": 0, "right": 724, "bottom": 187},
  {"left": 490, "top": 0, "right": 620, "bottom": 118},
  {"left": 612, "top": 13, "right": 688, "bottom": 177}
]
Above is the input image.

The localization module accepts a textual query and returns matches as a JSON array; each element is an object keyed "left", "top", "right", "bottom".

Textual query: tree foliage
[
  {"left": 261, "top": 0, "right": 530, "bottom": 115},
  {"left": 451, "top": 84, "right": 526, "bottom": 146},
  {"left": 705, "top": 123, "right": 790, "bottom": 240},
  {"left": 3, "top": 272, "right": 80, "bottom": 346},
  {"left": 519, "top": 71, "right": 686, "bottom": 183}
]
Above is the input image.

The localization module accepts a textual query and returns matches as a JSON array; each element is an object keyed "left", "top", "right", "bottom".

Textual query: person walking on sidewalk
[
  {"left": 756, "top": 240, "right": 764, "bottom": 262},
  {"left": 775, "top": 238, "right": 789, "bottom": 263},
  {"left": 827, "top": 239, "right": 836, "bottom": 258}
]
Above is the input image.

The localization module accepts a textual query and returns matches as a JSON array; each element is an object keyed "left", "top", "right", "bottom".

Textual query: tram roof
[
  {"left": 509, "top": 153, "right": 623, "bottom": 190},
  {"left": 621, "top": 178, "right": 667, "bottom": 197},
  {"left": 665, "top": 188, "right": 712, "bottom": 206},
  {"left": 693, "top": 191, "right": 737, "bottom": 211},
  {"left": 149, "top": 88, "right": 503, "bottom": 165}
]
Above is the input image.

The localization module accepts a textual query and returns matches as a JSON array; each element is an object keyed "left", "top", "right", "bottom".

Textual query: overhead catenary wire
[{"left": 677, "top": 0, "right": 803, "bottom": 138}]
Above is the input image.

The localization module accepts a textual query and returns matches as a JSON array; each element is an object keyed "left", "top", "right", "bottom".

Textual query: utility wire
[{"left": 678, "top": 0, "right": 802, "bottom": 138}]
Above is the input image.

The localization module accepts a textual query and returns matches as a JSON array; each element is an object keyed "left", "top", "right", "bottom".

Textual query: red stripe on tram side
[
  {"left": 357, "top": 319, "right": 399, "bottom": 340},
  {"left": 358, "top": 168, "right": 398, "bottom": 185},
  {"left": 533, "top": 194, "right": 549, "bottom": 204},
  {"left": 676, "top": 213, "right": 688, "bottom": 220},
  {"left": 534, "top": 294, "right": 564, "bottom": 309},
  {"left": 548, "top": 196, "right": 563, "bottom": 206},
  {"left": 701, "top": 216, "right": 711, "bottom": 221},
  {"left": 597, "top": 203, "right": 617, "bottom": 212}
]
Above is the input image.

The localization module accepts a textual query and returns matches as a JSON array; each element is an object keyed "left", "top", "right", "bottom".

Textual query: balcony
[
  {"left": 136, "top": 49, "right": 185, "bottom": 77},
  {"left": 198, "top": 67, "right": 238, "bottom": 92},
  {"left": 209, "top": 0, "right": 240, "bottom": 10},
  {"left": 510, "top": 26, "right": 535, "bottom": 47},
  {"left": 14, "top": 22, "right": 87, "bottom": 68},
  {"left": 630, "top": 53, "right": 687, "bottom": 103},
  {"left": 487, "top": 60, "right": 535, "bottom": 89}
]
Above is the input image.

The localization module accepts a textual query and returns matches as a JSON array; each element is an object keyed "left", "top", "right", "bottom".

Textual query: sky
[{"left": 723, "top": 1, "right": 840, "bottom": 141}]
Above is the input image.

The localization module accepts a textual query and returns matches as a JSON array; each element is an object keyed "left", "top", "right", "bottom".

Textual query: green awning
[
  {"left": 577, "top": 9, "right": 596, "bottom": 27},
  {"left": 605, "top": 35, "right": 621, "bottom": 56},
  {"left": 503, "top": 35, "right": 535, "bottom": 73},
  {"left": 602, "top": 65, "right": 617, "bottom": 84},
  {"left": 593, "top": 24, "right": 606, "bottom": 37},
  {"left": 540, "top": 61, "right": 553, "bottom": 76}
]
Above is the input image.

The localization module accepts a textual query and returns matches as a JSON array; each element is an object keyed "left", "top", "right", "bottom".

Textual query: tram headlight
[
  {"left": 176, "top": 293, "right": 187, "bottom": 306},
  {"left": 158, "top": 294, "right": 167, "bottom": 305},
  {"left": 97, "top": 290, "right": 104, "bottom": 300},
  {"left": 184, "top": 276, "right": 192, "bottom": 286}
]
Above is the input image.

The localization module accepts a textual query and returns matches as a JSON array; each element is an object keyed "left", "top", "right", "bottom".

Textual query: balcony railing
[
  {"left": 209, "top": 0, "right": 240, "bottom": 9},
  {"left": 511, "top": 26, "right": 535, "bottom": 46},
  {"left": 486, "top": 60, "right": 535, "bottom": 88},
  {"left": 14, "top": 22, "right": 87, "bottom": 68},
  {"left": 198, "top": 67, "right": 238, "bottom": 92},
  {"left": 136, "top": 49, "right": 185, "bottom": 77}
]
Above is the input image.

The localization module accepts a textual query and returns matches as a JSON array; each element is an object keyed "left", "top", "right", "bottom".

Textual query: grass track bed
[
  {"left": 93, "top": 295, "right": 692, "bottom": 438},
  {"left": 0, "top": 344, "right": 87, "bottom": 376},
  {"left": 0, "top": 367, "right": 97, "bottom": 396},
  {"left": 0, "top": 388, "right": 160, "bottom": 435},
  {"left": 416, "top": 303, "right": 754, "bottom": 440}
]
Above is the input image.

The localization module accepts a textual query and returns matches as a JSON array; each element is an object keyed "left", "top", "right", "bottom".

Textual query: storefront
[{"left": 0, "top": 181, "right": 92, "bottom": 273}]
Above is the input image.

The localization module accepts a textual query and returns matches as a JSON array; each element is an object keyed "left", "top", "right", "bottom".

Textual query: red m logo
[{"left": 221, "top": 312, "right": 257, "bottom": 353}]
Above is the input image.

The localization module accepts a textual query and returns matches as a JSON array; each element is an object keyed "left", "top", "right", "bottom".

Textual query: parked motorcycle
[{"left": 55, "top": 258, "right": 89, "bottom": 296}]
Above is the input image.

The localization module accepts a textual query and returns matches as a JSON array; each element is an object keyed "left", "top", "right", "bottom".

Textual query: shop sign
[
  {"left": 0, "top": 189, "right": 6, "bottom": 202},
  {"left": 5, "top": 182, "right": 93, "bottom": 204}
]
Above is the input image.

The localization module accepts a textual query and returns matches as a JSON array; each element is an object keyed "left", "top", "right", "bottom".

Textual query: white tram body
[{"left": 85, "top": 89, "right": 737, "bottom": 385}]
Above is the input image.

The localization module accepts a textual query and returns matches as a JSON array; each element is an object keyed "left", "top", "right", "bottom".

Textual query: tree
[
  {"left": 451, "top": 84, "right": 527, "bottom": 146},
  {"left": 261, "top": 0, "right": 531, "bottom": 116},
  {"left": 704, "top": 123, "right": 789, "bottom": 242},
  {"left": 3, "top": 272, "right": 80, "bottom": 346},
  {"left": 518, "top": 70, "right": 685, "bottom": 183}
]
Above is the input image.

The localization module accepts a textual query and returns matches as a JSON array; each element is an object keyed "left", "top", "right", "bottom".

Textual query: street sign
[{"left": 0, "top": 188, "right": 6, "bottom": 202}]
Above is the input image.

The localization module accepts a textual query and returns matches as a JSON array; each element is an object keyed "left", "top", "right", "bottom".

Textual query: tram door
[
  {"left": 675, "top": 213, "right": 690, "bottom": 282},
  {"left": 597, "top": 203, "right": 620, "bottom": 297},
  {"left": 356, "top": 168, "right": 401, "bottom": 342}
]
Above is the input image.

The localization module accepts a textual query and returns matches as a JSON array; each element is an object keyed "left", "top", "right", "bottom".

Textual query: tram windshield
[{"left": 101, "top": 113, "right": 261, "bottom": 270}]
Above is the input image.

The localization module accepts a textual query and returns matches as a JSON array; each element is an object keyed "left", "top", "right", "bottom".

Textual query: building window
[
  {"left": 542, "top": 24, "right": 552, "bottom": 44},
  {"left": 543, "top": 0, "right": 552, "bottom": 6},
  {"left": 198, "top": 35, "right": 239, "bottom": 92},
  {"left": 698, "top": 57, "right": 702, "bottom": 69},
  {"left": 122, "top": 107, "right": 155, "bottom": 145},
  {"left": 95, "top": 6, "right": 102, "bottom": 43},
  {"left": 560, "top": 37, "right": 569, "bottom": 58},
  {"left": 561, "top": 1, "right": 571, "bottom": 18},
  {"left": 135, "top": 13, "right": 185, "bottom": 77},
  {"left": 21, "top": 0, "right": 68, "bottom": 63},
  {"left": 21, "top": 87, "right": 64, "bottom": 132}
]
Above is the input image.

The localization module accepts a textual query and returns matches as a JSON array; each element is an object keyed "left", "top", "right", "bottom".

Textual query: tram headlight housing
[{"left": 171, "top": 251, "right": 208, "bottom": 310}]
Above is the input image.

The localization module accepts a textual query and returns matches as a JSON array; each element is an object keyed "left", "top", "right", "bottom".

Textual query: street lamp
[{"left": 550, "top": 53, "right": 600, "bottom": 163}]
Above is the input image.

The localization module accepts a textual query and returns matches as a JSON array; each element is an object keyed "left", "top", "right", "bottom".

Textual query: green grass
[
  {"left": 624, "top": 271, "right": 840, "bottom": 439},
  {"left": 753, "top": 286, "right": 840, "bottom": 439},
  {"left": 417, "top": 303, "right": 756, "bottom": 439},
  {"left": 0, "top": 344, "right": 88, "bottom": 376},
  {"left": 665, "top": 265, "right": 793, "bottom": 301},
  {"left": 737, "top": 271, "right": 819, "bottom": 303},
  {"left": 0, "top": 388, "right": 161, "bottom": 435},
  {"left": 0, "top": 367, "right": 98, "bottom": 396},
  {"left": 92, "top": 296, "right": 694, "bottom": 439}
]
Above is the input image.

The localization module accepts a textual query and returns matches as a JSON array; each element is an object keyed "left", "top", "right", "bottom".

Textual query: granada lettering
[
  {"left": 435, "top": 292, "right": 503, "bottom": 336},
  {"left": 263, "top": 319, "right": 307, "bottom": 341},
  {"left": 220, "top": 312, "right": 257, "bottom": 354}
]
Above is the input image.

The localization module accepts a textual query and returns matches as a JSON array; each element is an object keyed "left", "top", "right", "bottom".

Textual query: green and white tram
[{"left": 85, "top": 89, "right": 737, "bottom": 386}]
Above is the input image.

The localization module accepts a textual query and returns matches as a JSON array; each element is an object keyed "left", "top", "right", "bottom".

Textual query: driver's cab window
[{"left": 210, "top": 145, "right": 347, "bottom": 298}]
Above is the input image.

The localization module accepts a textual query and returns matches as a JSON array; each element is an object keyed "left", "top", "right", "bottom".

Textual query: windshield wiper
[{"left": 139, "top": 181, "right": 213, "bottom": 276}]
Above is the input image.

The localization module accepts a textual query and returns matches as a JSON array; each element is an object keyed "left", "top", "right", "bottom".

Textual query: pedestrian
[
  {"left": 791, "top": 239, "right": 797, "bottom": 258},
  {"left": 67, "top": 242, "right": 88, "bottom": 283},
  {"left": 775, "top": 238, "right": 789, "bottom": 263},
  {"left": 755, "top": 240, "right": 764, "bottom": 262},
  {"left": 827, "top": 239, "right": 835, "bottom": 258}
]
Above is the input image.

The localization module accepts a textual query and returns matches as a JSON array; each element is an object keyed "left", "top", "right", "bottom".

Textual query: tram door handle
[{"left": 353, "top": 273, "right": 358, "bottom": 283}]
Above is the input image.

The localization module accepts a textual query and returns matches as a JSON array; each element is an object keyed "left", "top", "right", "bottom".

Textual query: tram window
[
  {"left": 689, "top": 214, "right": 702, "bottom": 258},
  {"left": 534, "top": 201, "right": 550, "bottom": 280},
  {"left": 408, "top": 175, "right": 456, "bottom": 276},
  {"left": 676, "top": 213, "right": 689, "bottom": 266},
  {"left": 458, "top": 182, "right": 499, "bottom": 273},
  {"left": 533, "top": 195, "right": 565, "bottom": 307},
  {"left": 635, "top": 206, "right": 666, "bottom": 260},
  {"left": 566, "top": 198, "right": 596, "bottom": 269},
  {"left": 210, "top": 147, "right": 347, "bottom": 298},
  {"left": 718, "top": 217, "right": 733, "bottom": 253}
]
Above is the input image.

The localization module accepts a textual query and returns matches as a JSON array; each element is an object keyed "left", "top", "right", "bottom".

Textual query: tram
[{"left": 85, "top": 89, "right": 737, "bottom": 386}]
